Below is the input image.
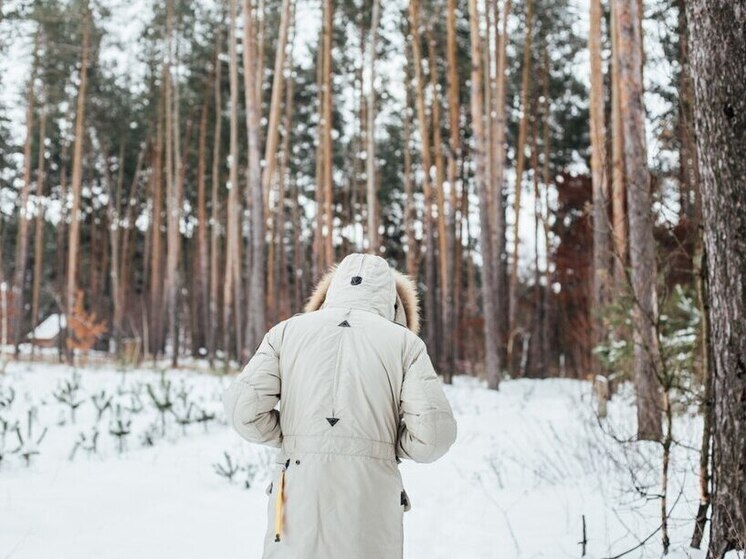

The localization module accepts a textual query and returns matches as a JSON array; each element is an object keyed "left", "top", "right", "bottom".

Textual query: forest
[{"left": 1, "top": 0, "right": 745, "bottom": 557}]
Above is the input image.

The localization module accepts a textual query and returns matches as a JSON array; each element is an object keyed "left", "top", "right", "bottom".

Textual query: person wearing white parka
[{"left": 223, "top": 253, "right": 458, "bottom": 558}]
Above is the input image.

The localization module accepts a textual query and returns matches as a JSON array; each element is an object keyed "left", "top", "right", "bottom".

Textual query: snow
[
  {"left": 0, "top": 361, "right": 708, "bottom": 558},
  {"left": 26, "top": 313, "right": 66, "bottom": 340}
]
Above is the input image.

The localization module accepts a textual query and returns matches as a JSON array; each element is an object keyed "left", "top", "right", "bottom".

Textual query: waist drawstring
[{"left": 274, "top": 464, "right": 287, "bottom": 542}]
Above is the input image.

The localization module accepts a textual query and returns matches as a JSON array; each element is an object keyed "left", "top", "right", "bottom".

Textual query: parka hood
[{"left": 304, "top": 253, "right": 420, "bottom": 334}]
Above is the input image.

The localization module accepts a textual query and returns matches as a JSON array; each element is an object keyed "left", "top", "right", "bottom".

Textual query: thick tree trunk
[
  {"left": 427, "top": 28, "right": 451, "bottom": 377},
  {"left": 445, "top": 0, "right": 460, "bottom": 371},
  {"left": 589, "top": 0, "right": 611, "bottom": 370},
  {"left": 224, "top": 0, "right": 243, "bottom": 362},
  {"left": 614, "top": 0, "right": 662, "bottom": 441},
  {"left": 491, "top": 0, "right": 511, "bottom": 363},
  {"left": 408, "top": 0, "right": 437, "bottom": 358},
  {"left": 468, "top": 0, "right": 500, "bottom": 390},
  {"left": 244, "top": 0, "right": 266, "bottom": 356},
  {"left": 687, "top": 1, "right": 746, "bottom": 555},
  {"left": 163, "top": 0, "right": 182, "bottom": 367}
]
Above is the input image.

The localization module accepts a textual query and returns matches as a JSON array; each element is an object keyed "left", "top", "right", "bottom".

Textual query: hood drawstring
[{"left": 274, "top": 462, "right": 288, "bottom": 542}]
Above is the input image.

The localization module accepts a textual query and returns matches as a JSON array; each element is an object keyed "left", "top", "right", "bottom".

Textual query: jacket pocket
[{"left": 400, "top": 489, "right": 411, "bottom": 512}]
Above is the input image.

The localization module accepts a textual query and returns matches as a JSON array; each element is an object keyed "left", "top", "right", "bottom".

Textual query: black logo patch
[{"left": 350, "top": 276, "right": 363, "bottom": 285}]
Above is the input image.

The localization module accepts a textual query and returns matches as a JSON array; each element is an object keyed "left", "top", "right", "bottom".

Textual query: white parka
[{"left": 223, "top": 253, "right": 457, "bottom": 559}]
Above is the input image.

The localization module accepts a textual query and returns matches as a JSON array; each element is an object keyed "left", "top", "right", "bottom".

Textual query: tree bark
[
  {"left": 614, "top": 0, "right": 662, "bottom": 441},
  {"left": 408, "top": 0, "right": 437, "bottom": 357},
  {"left": 427, "top": 28, "right": 451, "bottom": 377},
  {"left": 403, "top": 74, "right": 418, "bottom": 279},
  {"left": 366, "top": 0, "right": 381, "bottom": 253},
  {"left": 687, "top": 0, "right": 746, "bottom": 555},
  {"left": 508, "top": 0, "right": 533, "bottom": 373},
  {"left": 491, "top": 0, "right": 511, "bottom": 363},
  {"left": 224, "top": 0, "right": 243, "bottom": 362},
  {"left": 589, "top": 0, "right": 611, "bottom": 369},
  {"left": 244, "top": 0, "right": 266, "bottom": 355},
  {"left": 445, "top": 0, "right": 460, "bottom": 371},
  {"left": 12, "top": 30, "right": 39, "bottom": 352},
  {"left": 610, "top": 1, "right": 627, "bottom": 292},
  {"left": 66, "top": 4, "right": 91, "bottom": 359},
  {"left": 321, "top": 0, "right": 334, "bottom": 267},
  {"left": 30, "top": 102, "right": 47, "bottom": 359},
  {"left": 209, "top": 27, "right": 223, "bottom": 364},
  {"left": 468, "top": 0, "right": 500, "bottom": 390}
]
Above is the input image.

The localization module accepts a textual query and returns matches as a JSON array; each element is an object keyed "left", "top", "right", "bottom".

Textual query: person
[{"left": 223, "top": 253, "right": 457, "bottom": 559}]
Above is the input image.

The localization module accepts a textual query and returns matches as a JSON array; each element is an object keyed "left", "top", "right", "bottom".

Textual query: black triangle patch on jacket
[
  {"left": 338, "top": 320, "right": 351, "bottom": 327},
  {"left": 326, "top": 417, "right": 340, "bottom": 427}
]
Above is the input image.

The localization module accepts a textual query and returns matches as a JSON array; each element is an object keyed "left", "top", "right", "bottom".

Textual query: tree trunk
[
  {"left": 687, "top": 0, "right": 746, "bottom": 555},
  {"left": 468, "top": 0, "right": 500, "bottom": 390},
  {"left": 508, "top": 0, "right": 533, "bottom": 373},
  {"left": 163, "top": 0, "right": 182, "bottom": 367},
  {"left": 224, "top": 0, "right": 243, "bottom": 362},
  {"left": 66, "top": 5, "right": 91, "bottom": 359},
  {"left": 589, "top": 0, "right": 611, "bottom": 370},
  {"left": 445, "top": 0, "right": 460, "bottom": 372},
  {"left": 408, "top": 0, "right": 437, "bottom": 357},
  {"left": 366, "top": 0, "right": 381, "bottom": 253},
  {"left": 12, "top": 31, "right": 40, "bottom": 353},
  {"left": 195, "top": 90, "right": 209, "bottom": 356},
  {"left": 244, "top": 0, "right": 266, "bottom": 355},
  {"left": 427, "top": 28, "right": 451, "bottom": 379},
  {"left": 491, "top": 0, "right": 511, "bottom": 363},
  {"left": 403, "top": 74, "right": 417, "bottom": 279},
  {"left": 614, "top": 0, "right": 662, "bottom": 441},
  {"left": 30, "top": 102, "right": 47, "bottom": 359},
  {"left": 321, "top": 0, "right": 334, "bottom": 267},
  {"left": 610, "top": 1, "right": 627, "bottom": 292},
  {"left": 209, "top": 28, "right": 223, "bottom": 364}
]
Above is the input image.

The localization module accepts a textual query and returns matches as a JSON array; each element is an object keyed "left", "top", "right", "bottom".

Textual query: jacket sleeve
[
  {"left": 223, "top": 324, "right": 283, "bottom": 447},
  {"left": 397, "top": 340, "right": 457, "bottom": 463}
]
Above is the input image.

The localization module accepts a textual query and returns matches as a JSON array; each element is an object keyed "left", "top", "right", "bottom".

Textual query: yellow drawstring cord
[{"left": 274, "top": 467, "right": 286, "bottom": 542}]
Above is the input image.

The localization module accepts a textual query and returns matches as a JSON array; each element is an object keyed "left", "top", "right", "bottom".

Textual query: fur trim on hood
[{"left": 304, "top": 258, "right": 420, "bottom": 334}]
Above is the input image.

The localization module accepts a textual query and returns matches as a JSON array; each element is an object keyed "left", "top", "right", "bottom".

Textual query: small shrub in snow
[
  {"left": 242, "top": 463, "right": 259, "bottom": 489},
  {"left": 146, "top": 372, "right": 174, "bottom": 435},
  {"left": 15, "top": 408, "right": 48, "bottom": 466},
  {"left": 109, "top": 406, "right": 132, "bottom": 453},
  {"left": 69, "top": 428, "right": 100, "bottom": 460},
  {"left": 0, "top": 385, "right": 16, "bottom": 410},
  {"left": 91, "top": 390, "right": 113, "bottom": 421},
  {"left": 194, "top": 406, "right": 216, "bottom": 432},
  {"left": 173, "top": 402, "right": 196, "bottom": 434},
  {"left": 213, "top": 451, "right": 240, "bottom": 482},
  {"left": 123, "top": 392, "right": 144, "bottom": 415},
  {"left": 0, "top": 416, "right": 20, "bottom": 466},
  {"left": 53, "top": 372, "right": 84, "bottom": 423},
  {"left": 140, "top": 421, "right": 160, "bottom": 447}
]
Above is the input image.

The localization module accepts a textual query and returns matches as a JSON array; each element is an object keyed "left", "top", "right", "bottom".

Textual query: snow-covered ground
[{"left": 0, "top": 360, "right": 707, "bottom": 558}]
